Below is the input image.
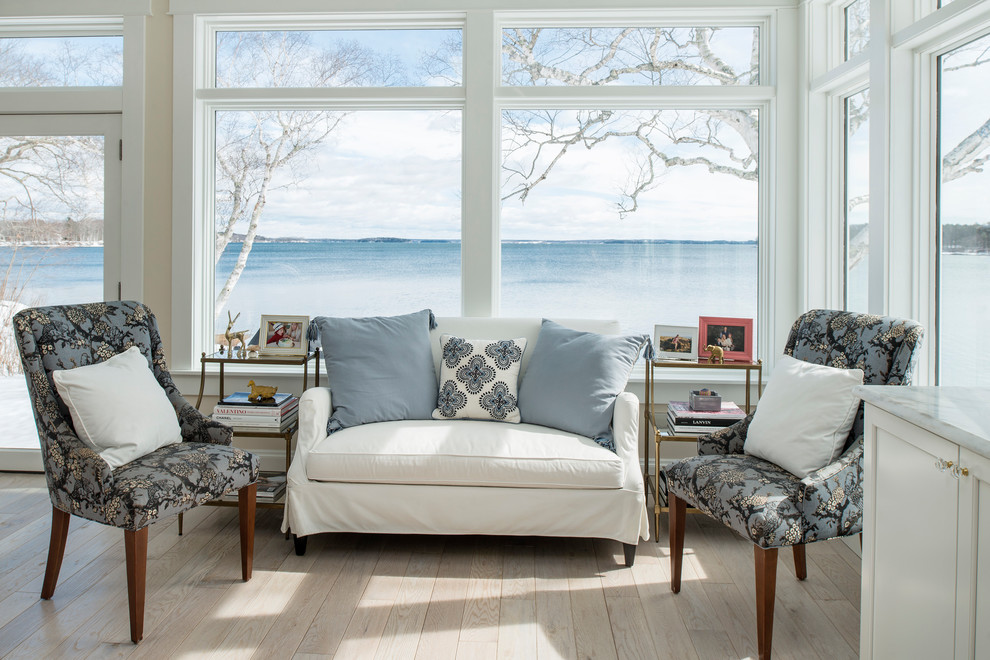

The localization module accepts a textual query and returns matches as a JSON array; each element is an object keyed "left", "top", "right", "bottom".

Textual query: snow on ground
[{"left": 0, "top": 375, "right": 40, "bottom": 450}]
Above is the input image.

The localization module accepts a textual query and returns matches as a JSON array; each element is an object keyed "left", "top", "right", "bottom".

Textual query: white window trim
[
  {"left": 0, "top": 13, "right": 146, "bottom": 301},
  {"left": 887, "top": 1, "right": 990, "bottom": 383},
  {"left": 171, "top": 4, "right": 790, "bottom": 372}
]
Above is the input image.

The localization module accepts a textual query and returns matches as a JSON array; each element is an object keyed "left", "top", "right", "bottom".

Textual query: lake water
[{"left": 0, "top": 242, "right": 986, "bottom": 385}]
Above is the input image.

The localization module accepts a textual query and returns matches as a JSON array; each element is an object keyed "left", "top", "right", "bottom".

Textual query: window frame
[
  {"left": 171, "top": 4, "right": 787, "bottom": 372},
  {"left": 0, "top": 11, "right": 146, "bottom": 302}
]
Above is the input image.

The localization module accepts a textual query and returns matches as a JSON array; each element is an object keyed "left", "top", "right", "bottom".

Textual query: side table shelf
[
  {"left": 644, "top": 358, "right": 762, "bottom": 541},
  {"left": 178, "top": 349, "right": 321, "bottom": 535}
]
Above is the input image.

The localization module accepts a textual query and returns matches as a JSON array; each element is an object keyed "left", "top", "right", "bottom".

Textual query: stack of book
[
  {"left": 212, "top": 392, "right": 299, "bottom": 432},
  {"left": 666, "top": 400, "right": 747, "bottom": 437},
  {"left": 222, "top": 471, "right": 287, "bottom": 502}
]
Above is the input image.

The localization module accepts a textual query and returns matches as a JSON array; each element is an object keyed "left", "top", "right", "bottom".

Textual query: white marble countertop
[{"left": 855, "top": 385, "right": 990, "bottom": 459}]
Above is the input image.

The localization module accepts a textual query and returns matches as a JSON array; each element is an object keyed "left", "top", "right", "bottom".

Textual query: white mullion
[
  {"left": 0, "top": 88, "right": 123, "bottom": 114},
  {"left": 120, "top": 14, "right": 145, "bottom": 301},
  {"left": 0, "top": 1, "right": 148, "bottom": 17},
  {"left": 171, "top": 13, "right": 202, "bottom": 371},
  {"left": 811, "top": 52, "right": 869, "bottom": 93},
  {"left": 892, "top": 0, "right": 990, "bottom": 51},
  {"left": 914, "top": 46, "right": 937, "bottom": 385},
  {"left": 462, "top": 9, "right": 498, "bottom": 316},
  {"left": 495, "top": 85, "right": 774, "bottom": 110},
  {"left": 171, "top": 0, "right": 794, "bottom": 15},
  {"left": 0, "top": 18, "right": 125, "bottom": 34},
  {"left": 497, "top": 9, "right": 773, "bottom": 27},
  {"left": 203, "top": 14, "right": 466, "bottom": 31},
  {"left": 197, "top": 86, "right": 465, "bottom": 110}
]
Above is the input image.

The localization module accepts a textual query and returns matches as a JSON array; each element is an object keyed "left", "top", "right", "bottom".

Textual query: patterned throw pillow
[{"left": 432, "top": 335, "right": 527, "bottom": 423}]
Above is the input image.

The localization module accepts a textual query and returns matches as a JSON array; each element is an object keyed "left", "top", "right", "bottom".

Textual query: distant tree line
[
  {"left": 943, "top": 223, "right": 990, "bottom": 252},
  {"left": 0, "top": 218, "right": 103, "bottom": 244}
]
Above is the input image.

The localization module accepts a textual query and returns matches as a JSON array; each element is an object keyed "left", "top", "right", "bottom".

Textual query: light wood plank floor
[{"left": 0, "top": 472, "right": 861, "bottom": 659}]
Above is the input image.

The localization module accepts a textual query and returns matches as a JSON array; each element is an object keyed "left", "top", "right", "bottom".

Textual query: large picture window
[
  {"left": 500, "top": 108, "right": 758, "bottom": 336},
  {"left": 179, "top": 12, "right": 773, "bottom": 364},
  {"left": 937, "top": 32, "right": 990, "bottom": 385},
  {"left": 213, "top": 109, "right": 461, "bottom": 332},
  {"left": 205, "top": 27, "right": 463, "bottom": 340}
]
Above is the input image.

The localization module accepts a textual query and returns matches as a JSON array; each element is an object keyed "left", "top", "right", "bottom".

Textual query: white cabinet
[{"left": 862, "top": 403, "right": 990, "bottom": 660}]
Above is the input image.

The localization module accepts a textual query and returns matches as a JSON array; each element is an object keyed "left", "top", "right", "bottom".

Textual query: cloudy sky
[{"left": 239, "top": 108, "right": 760, "bottom": 242}]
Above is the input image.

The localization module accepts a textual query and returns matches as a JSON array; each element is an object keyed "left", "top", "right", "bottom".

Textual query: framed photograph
[
  {"left": 259, "top": 315, "right": 309, "bottom": 356},
  {"left": 698, "top": 316, "right": 754, "bottom": 362},
  {"left": 653, "top": 324, "right": 699, "bottom": 361}
]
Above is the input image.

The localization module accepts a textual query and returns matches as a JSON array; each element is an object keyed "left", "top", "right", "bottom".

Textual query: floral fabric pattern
[
  {"left": 486, "top": 340, "right": 523, "bottom": 369},
  {"left": 457, "top": 356, "right": 495, "bottom": 394},
  {"left": 436, "top": 380, "right": 468, "bottom": 417},
  {"left": 13, "top": 301, "right": 260, "bottom": 531},
  {"left": 432, "top": 334, "right": 527, "bottom": 423},
  {"left": 666, "top": 309, "right": 923, "bottom": 549},
  {"left": 442, "top": 336, "right": 472, "bottom": 368},
  {"left": 480, "top": 382, "right": 517, "bottom": 421}
]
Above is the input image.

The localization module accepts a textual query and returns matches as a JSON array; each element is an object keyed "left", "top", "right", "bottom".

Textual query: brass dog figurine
[{"left": 247, "top": 380, "right": 278, "bottom": 402}]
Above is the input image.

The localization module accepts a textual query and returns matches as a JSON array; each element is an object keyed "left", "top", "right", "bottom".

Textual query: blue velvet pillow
[
  {"left": 314, "top": 310, "right": 437, "bottom": 433},
  {"left": 518, "top": 320, "right": 650, "bottom": 451}
]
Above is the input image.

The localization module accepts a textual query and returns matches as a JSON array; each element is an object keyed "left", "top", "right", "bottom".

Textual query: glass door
[{"left": 0, "top": 114, "right": 121, "bottom": 469}]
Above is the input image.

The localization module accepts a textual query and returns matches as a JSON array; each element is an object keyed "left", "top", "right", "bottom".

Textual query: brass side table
[
  {"left": 178, "top": 349, "right": 321, "bottom": 535},
  {"left": 643, "top": 358, "right": 762, "bottom": 541}
]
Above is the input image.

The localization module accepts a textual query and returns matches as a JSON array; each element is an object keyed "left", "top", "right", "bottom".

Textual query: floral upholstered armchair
[
  {"left": 13, "top": 301, "right": 260, "bottom": 643},
  {"left": 664, "top": 310, "right": 924, "bottom": 660}
]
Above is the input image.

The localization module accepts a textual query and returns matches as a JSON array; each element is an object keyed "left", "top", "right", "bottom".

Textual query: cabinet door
[
  {"left": 958, "top": 448, "right": 990, "bottom": 660},
  {"left": 869, "top": 410, "right": 959, "bottom": 660}
]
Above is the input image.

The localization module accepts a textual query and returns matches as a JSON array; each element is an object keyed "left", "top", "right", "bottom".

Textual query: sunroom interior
[{"left": 0, "top": 0, "right": 987, "bottom": 657}]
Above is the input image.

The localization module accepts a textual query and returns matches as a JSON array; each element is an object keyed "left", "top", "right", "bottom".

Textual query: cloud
[{"left": 253, "top": 108, "right": 759, "bottom": 241}]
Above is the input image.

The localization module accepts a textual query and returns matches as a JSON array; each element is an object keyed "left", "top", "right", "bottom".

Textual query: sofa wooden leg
[
  {"left": 669, "top": 493, "right": 686, "bottom": 593},
  {"left": 294, "top": 534, "right": 308, "bottom": 556},
  {"left": 792, "top": 543, "right": 807, "bottom": 580},
  {"left": 124, "top": 527, "right": 148, "bottom": 643},
  {"left": 623, "top": 542, "right": 637, "bottom": 567},
  {"left": 238, "top": 483, "right": 256, "bottom": 581},
  {"left": 755, "top": 545, "right": 778, "bottom": 660},
  {"left": 41, "top": 506, "right": 70, "bottom": 600}
]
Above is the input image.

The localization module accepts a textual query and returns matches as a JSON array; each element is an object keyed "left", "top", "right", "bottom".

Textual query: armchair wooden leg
[
  {"left": 754, "top": 545, "right": 779, "bottom": 660},
  {"left": 238, "top": 483, "right": 256, "bottom": 581},
  {"left": 41, "top": 506, "right": 70, "bottom": 600},
  {"left": 792, "top": 543, "right": 807, "bottom": 580},
  {"left": 124, "top": 527, "right": 148, "bottom": 643},
  {"left": 669, "top": 493, "right": 687, "bottom": 593}
]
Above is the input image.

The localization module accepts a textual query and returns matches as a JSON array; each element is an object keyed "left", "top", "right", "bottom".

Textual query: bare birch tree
[
  {"left": 212, "top": 30, "right": 401, "bottom": 318},
  {"left": 492, "top": 26, "right": 990, "bottom": 224}
]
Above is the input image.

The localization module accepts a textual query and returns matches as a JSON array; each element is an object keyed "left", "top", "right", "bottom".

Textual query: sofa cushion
[
  {"left": 518, "top": 319, "right": 649, "bottom": 450},
  {"left": 432, "top": 335, "right": 527, "bottom": 423},
  {"left": 314, "top": 309, "right": 437, "bottom": 433},
  {"left": 305, "top": 419, "right": 624, "bottom": 489}
]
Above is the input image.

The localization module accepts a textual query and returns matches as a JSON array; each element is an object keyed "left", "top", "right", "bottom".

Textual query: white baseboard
[{"left": 0, "top": 447, "right": 44, "bottom": 472}]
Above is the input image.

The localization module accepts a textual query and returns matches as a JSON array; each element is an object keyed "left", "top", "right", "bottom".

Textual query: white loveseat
[{"left": 281, "top": 317, "right": 650, "bottom": 564}]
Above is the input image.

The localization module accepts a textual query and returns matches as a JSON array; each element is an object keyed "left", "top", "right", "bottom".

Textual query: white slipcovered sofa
[{"left": 281, "top": 317, "right": 650, "bottom": 564}]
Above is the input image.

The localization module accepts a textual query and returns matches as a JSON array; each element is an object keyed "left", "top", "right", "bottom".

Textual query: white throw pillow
[
  {"left": 432, "top": 335, "right": 527, "bottom": 423},
  {"left": 744, "top": 354, "right": 864, "bottom": 478},
  {"left": 53, "top": 346, "right": 182, "bottom": 468}
]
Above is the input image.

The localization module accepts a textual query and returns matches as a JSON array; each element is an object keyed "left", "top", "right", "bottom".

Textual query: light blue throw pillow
[
  {"left": 314, "top": 310, "right": 437, "bottom": 433},
  {"left": 518, "top": 320, "right": 650, "bottom": 451}
]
